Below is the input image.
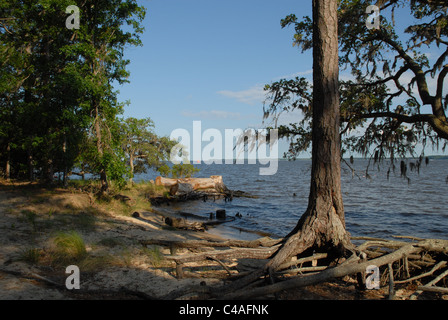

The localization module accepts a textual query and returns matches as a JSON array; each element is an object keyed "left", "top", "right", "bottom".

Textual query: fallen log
[
  {"left": 416, "top": 285, "right": 448, "bottom": 294},
  {"left": 155, "top": 176, "right": 178, "bottom": 187},
  {"left": 155, "top": 175, "right": 228, "bottom": 194},
  {"left": 167, "top": 245, "right": 282, "bottom": 265},
  {"left": 164, "top": 217, "right": 205, "bottom": 232},
  {"left": 166, "top": 244, "right": 281, "bottom": 280},
  {"left": 140, "top": 237, "right": 282, "bottom": 250}
]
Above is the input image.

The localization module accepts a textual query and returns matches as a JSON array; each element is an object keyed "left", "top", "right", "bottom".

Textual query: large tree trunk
[{"left": 266, "top": 0, "right": 353, "bottom": 272}]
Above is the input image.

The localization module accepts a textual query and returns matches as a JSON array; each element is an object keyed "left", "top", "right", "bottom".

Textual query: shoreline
[{"left": 1, "top": 181, "right": 446, "bottom": 301}]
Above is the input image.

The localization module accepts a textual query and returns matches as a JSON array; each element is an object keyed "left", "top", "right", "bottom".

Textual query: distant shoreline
[{"left": 173, "top": 155, "right": 448, "bottom": 163}]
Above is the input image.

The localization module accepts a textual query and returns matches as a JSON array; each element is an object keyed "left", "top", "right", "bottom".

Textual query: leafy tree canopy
[{"left": 0, "top": 1, "right": 177, "bottom": 190}]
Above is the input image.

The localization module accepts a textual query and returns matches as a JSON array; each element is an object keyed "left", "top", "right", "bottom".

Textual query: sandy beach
[
  {"left": 1, "top": 181, "right": 446, "bottom": 301},
  {"left": 0, "top": 181, "right": 233, "bottom": 300}
]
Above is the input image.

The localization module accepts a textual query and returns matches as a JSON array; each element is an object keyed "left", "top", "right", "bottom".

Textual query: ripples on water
[{"left": 135, "top": 158, "right": 448, "bottom": 240}]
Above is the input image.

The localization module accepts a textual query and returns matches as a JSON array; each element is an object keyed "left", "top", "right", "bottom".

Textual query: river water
[{"left": 135, "top": 158, "right": 448, "bottom": 240}]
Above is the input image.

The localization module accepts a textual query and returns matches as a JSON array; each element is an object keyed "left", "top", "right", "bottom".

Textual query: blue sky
[
  {"left": 116, "top": 0, "right": 447, "bottom": 159},
  {"left": 117, "top": 0, "right": 312, "bottom": 154}
]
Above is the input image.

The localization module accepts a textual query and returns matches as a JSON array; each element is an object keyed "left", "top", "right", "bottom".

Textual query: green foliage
[
  {"left": 171, "top": 164, "right": 200, "bottom": 179},
  {"left": 157, "top": 164, "right": 172, "bottom": 177},
  {"left": 19, "top": 247, "right": 42, "bottom": 265},
  {"left": 51, "top": 231, "right": 87, "bottom": 265},
  {"left": 118, "top": 117, "right": 176, "bottom": 182},
  {"left": 143, "top": 246, "right": 164, "bottom": 268},
  {"left": 0, "top": 0, "right": 147, "bottom": 190},
  {"left": 158, "top": 163, "right": 200, "bottom": 179}
]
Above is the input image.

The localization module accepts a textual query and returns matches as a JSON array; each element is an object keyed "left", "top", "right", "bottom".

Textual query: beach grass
[{"left": 49, "top": 231, "right": 87, "bottom": 266}]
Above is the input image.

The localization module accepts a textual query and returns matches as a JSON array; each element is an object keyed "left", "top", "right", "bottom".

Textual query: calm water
[{"left": 135, "top": 158, "right": 448, "bottom": 240}]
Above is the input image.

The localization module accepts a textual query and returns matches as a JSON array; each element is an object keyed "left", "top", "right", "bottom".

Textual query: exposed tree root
[{"left": 151, "top": 236, "right": 448, "bottom": 300}]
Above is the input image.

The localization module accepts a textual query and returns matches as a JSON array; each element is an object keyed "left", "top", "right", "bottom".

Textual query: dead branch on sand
[{"left": 141, "top": 236, "right": 448, "bottom": 300}]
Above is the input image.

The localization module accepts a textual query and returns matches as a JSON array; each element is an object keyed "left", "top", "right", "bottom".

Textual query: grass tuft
[
  {"left": 50, "top": 231, "right": 87, "bottom": 266},
  {"left": 18, "top": 247, "right": 42, "bottom": 264}
]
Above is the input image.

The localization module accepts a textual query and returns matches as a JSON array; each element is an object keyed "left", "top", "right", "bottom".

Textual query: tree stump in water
[{"left": 216, "top": 209, "right": 226, "bottom": 220}]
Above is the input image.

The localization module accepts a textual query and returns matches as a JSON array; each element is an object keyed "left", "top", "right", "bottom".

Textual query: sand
[
  {"left": 0, "top": 183, "right": 228, "bottom": 300},
  {"left": 1, "top": 182, "right": 446, "bottom": 301}
]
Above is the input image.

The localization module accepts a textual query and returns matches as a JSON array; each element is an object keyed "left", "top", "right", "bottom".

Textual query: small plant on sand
[
  {"left": 143, "top": 182, "right": 168, "bottom": 198},
  {"left": 21, "top": 210, "right": 37, "bottom": 231},
  {"left": 77, "top": 254, "right": 118, "bottom": 272},
  {"left": 143, "top": 246, "right": 164, "bottom": 268},
  {"left": 47, "top": 208, "right": 55, "bottom": 219},
  {"left": 118, "top": 248, "right": 134, "bottom": 267},
  {"left": 50, "top": 231, "right": 87, "bottom": 266},
  {"left": 18, "top": 247, "right": 42, "bottom": 265}
]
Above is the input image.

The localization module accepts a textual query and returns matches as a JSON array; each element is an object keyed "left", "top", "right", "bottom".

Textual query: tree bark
[
  {"left": 266, "top": 0, "right": 352, "bottom": 272},
  {"left": 129, "top": 153, "right": 135, "bottom": 184}
]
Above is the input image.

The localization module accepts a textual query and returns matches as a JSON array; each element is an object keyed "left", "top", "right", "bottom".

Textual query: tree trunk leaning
[{"left": 265, "top": 0, "right": 353, "bottom": 273}]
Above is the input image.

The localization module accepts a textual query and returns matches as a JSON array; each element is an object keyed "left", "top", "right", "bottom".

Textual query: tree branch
[
  {"left": 345, "top": 111, "right": 433, "bottom": 125},
  {"left": 377, "top": 30, "right": 435, "bottom": 106},
  {"left": 436, "top": 64, "right": 448, "bottom": 101}
]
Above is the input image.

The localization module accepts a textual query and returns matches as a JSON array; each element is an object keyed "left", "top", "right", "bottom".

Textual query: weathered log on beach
[
  {"left": 164, "top": 217, "right": 205, "bottom": 232},
  {"left": 155, "top": 175, "right": 228, "bottom": 195},
  {"left": 140, "top": 237, "right": 282, "bottom": 249}
]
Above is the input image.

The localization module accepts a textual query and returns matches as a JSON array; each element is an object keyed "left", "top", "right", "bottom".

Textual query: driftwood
[
  {"left": 140, "top": 237, "right": 281, "bottom": 249},
  {"left": 416, "top": 285, "right": 448, "bottom": 294},
  {"left": 147, "top": 235, "right": 448, "bottom": 300},
  {"left": 410, "top": 267, "right": 448, "bottom": 299},
  {"left": 155, "top": 175, "right": 228, "bottom": 195},
  {"left": 140, "top": 237, "right": 281, "bottom": 280},
  {"left": 159, "top": 209, "right": 238, "bottom": 232},
  {"left": 164, "top": 216, "right": 206, "bottom": 232},
  {"left": 167, "top": 245, "right": 281, "bottom": 265},
  {"left": 149, "top": 176, "right": 258, "bottom": 206},
  {"left": 167, "top": 245, "right": 281, "bottom": 280},
  {"left": 219, "top": 241, "right": 423, "bottom": 300}
]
